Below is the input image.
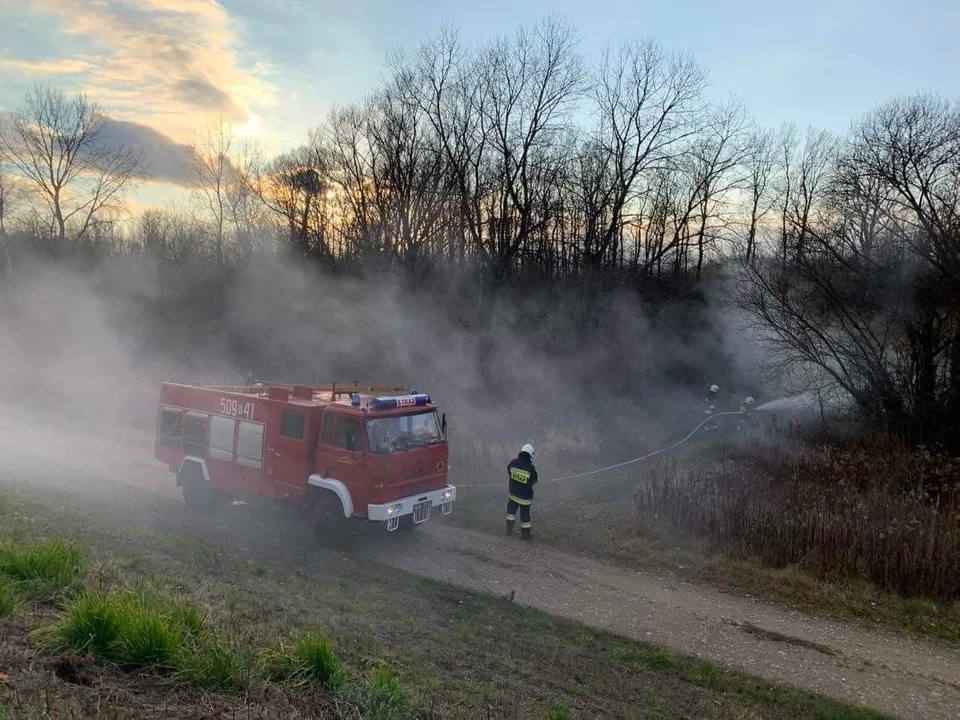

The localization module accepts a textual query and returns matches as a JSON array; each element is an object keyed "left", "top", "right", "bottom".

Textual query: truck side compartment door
[{"left": 265, "top": 407, "right": 311, "bottom": 501}]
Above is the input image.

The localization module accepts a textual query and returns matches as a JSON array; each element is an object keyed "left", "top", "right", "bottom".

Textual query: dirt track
[{"left": 0, "top": 406, "right": 957, "bottom": 719}]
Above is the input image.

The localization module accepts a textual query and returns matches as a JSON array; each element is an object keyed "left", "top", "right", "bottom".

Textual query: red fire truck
[{"left": 153, "top": 381, "right": 455, "bottom": 542}]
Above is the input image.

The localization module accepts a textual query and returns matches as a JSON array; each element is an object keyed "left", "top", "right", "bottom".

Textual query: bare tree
[
  {"left": 478, "top": 15, "right": 585, "bottom": 279},
  {"left": 740, "top": 94, "right": 960, "bottom": 448},
  {"left": 0, "top": 156, "right": 25, "bottom": 279},
  {"left": 773, "top": 125, "right": 835, "bottom": 265},
  {"left": 187, "top": 120, "right": 237, "bottom": 265},
  {"left": 364, "top": 68, "right": 456, "bottom": 276},
  {"left": 0, "top": 84, "right": 142, "bottom": 244},
  {"left": 576, "top": 38, "right": 707, "bottom": 276},
  {"left": 685, "top": 101, "right": 749, "bottom": 281},
  {"left": 743, "top": 127, "right": 777, "bottom": 263}
]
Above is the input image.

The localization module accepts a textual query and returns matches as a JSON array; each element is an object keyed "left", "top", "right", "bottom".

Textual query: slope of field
[{"left": 0, "top": 404, "right": 954, "bottom": 718}]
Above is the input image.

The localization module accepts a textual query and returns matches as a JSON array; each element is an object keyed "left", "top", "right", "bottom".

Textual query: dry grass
[{"left": 636, "top": 432, "right": 959, "bottom": 601}]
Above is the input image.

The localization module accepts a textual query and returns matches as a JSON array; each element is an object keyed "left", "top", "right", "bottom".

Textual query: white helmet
[
  {"left": 709, "top": 384, "right": 719, "bottom": 393},
  {"left": 744, "top": 396, "right": 755, "bottom": 405},
  {"left": 521, "top": 443, "right": 535, "bottom": 456}
]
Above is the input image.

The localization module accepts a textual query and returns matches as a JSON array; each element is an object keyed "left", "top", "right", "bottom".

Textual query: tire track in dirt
[{"left": 0, "top": 405, "right": 956, "bottom": 719}]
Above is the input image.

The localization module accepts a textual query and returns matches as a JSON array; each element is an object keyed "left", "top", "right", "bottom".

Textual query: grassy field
[{"left": 0, "top": 484, "right": 886, "bottom": 719}]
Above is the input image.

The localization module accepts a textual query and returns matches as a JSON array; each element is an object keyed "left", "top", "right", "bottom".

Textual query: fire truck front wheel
[{"left": 309, "top": 492, "right": 348, "bottom": 547}]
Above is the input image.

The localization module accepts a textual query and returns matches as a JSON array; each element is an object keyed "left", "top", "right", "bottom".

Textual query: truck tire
[
  {"left": 309, "top": 492, "right": 348, "bottom": 547},
  {"left": 179, "top": 464, "right": 219, "bottom": 509}
]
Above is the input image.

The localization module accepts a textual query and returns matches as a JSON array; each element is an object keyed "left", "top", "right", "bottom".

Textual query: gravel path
[
  {"left": 379, "top": 524, "right": 959, "bottom": 719},
  {"left": 0, "top": 406, "right": 956, "bottom": 719}
]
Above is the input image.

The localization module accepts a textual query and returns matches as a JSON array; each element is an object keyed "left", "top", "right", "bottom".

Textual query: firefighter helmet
[
  {"left": 521, "top": 443, "right": 535, "bottom": 457},
  {"left": 744, "top": 396, "right": 755, "bottom": 405},
  {"left": 709, "top": 384, "right": 719, "bottom": 393}
]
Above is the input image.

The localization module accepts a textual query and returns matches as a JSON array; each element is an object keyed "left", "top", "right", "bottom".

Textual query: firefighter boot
[
  {"left": 505, "top": 519, "right": 515, "bottom": 536},
  {"left": 520, "top": 526, "right": 532, "bottom": 541}
]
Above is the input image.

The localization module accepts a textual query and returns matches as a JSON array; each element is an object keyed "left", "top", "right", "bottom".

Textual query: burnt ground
[{"left": 0, "top": 403, "right": 956, "bottom": 718}]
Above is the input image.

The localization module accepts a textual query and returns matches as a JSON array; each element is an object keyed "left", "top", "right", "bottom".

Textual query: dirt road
[
  {"left": 380, "top": 525, "right": 959, "bottom": 719},
  {"left": 0, "top": 406, "right": 956, "bottom": 719}
]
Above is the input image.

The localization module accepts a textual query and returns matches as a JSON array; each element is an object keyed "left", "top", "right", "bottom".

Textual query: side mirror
[{"left": 441, "top": 413, "right": 448, "bottom": 440}]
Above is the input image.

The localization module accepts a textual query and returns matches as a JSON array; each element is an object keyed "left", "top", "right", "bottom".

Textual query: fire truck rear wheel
[
  {"left": 179, "top": 466, "right": 219, "bottom": 509},
  {"left": 309, "top": 492, "right": 347, "bottom": 546}
]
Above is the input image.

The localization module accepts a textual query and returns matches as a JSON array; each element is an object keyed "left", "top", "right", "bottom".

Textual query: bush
[
  {"left": 0, "top": 539, "right": 84, "bottom": 600},
  {"left": 636, "top": 433, "right": 960, "bottom": 600}
]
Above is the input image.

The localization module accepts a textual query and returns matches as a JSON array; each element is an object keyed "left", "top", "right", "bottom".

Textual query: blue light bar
[{"left": 370, "top": 394, "right": 432, "bottom": 410}]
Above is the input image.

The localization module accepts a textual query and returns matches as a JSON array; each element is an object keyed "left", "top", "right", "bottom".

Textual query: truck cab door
[{"left": 316, "top": 411, "right": 367, "bottom": 516}]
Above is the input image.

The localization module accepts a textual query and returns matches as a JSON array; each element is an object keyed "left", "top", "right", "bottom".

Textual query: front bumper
[{"left": 367, "top": 485, "right": 456, "bottom": 524}]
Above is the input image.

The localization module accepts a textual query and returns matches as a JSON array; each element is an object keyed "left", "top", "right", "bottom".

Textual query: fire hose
[{"left": 456, "top": 410, "right": 746, "bottom": 489}]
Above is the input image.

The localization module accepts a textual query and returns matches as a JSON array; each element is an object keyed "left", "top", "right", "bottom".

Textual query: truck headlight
[
  {"left": 387, "top": 503, "right": 403, "bottom": 517},
  {"left": 441, "top": 489, "right": 453, "bottom": 502}
]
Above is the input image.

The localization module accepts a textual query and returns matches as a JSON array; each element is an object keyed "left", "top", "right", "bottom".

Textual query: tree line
[{"left": 0, "top": 16, "right": 958, "bottom": 449}]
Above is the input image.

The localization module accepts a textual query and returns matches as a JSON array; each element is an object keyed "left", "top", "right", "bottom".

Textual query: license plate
[{"left": 413, "top": 501, "right": 432, "bottom": 524}]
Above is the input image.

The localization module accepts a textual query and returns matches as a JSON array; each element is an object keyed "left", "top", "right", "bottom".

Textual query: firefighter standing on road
[{"left": 506, "top": 443, "right": 538, "bottom": 541}]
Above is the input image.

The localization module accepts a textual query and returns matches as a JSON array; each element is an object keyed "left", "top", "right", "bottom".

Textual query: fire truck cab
[{"left": 153, "top": 381, "right": 456, "bottom": 542}]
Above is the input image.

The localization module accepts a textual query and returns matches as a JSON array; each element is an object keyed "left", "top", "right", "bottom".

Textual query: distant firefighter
[
  {"left": 704, "top": 384, "right": 720, "bottom": 432},
  {"left": 738, "top": 396, "right": 756, "bottom": 432},
  {"left": 506, "top": 443, "right": 538, "bottom": 541}
]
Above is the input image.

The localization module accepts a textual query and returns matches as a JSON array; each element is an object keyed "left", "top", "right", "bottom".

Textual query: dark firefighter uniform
[{"left": 506, "top": 448, "right": 538, "bottom": 540}]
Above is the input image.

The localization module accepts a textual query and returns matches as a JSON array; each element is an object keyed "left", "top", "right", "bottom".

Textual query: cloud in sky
[
  {"left": 19, "top": 0, "right": 275, "bottom": 143},
  {"left": 0, "top": 105, "right": 192, "bottom": 188},
  {"left": 97, "top": 117, "right": 193, "bottom": 187}
]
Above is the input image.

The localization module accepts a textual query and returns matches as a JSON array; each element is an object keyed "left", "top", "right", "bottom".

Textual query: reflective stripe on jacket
[{"left": 507, "top": 452, "right": 538, "bottom": 502}]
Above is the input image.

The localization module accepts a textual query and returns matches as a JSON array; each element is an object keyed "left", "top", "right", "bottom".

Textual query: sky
[{"left": 0, "top": 0, "right": 957, "bottom": 208}]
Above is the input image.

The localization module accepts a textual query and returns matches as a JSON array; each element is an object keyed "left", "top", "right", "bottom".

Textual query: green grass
[
  {"left": 265, "top": 632, "right": 346, "bottom": 690},
  {"left": 345, "top": 666, "right": 413, "bottom": 720},
  {"left": 174, "top": 640, "right": 257, "bottom": 693},
  {"left": 544, "top": 701, "right": 573, "bottom": 719},
  {"left": 0, "top": 577, "right": 20, "bottom": 618},
  {"left": 0, "top": 538, "right": 84, "bottom": 601},
  {"left": 39, "top": 588, "right": 263, "bottom": 693},
  {"left": 41, "top": 590, "right": 196, "bottom": 668}
]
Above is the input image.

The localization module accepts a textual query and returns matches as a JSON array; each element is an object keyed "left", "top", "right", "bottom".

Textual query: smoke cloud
[{"left": 0, "top": 253, "right": 765, "bottom": 483}]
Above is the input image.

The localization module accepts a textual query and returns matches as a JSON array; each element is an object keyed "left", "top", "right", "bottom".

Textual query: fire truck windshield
[{"left": 366, "top": 411, "right": 443, "bottom": 453}]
